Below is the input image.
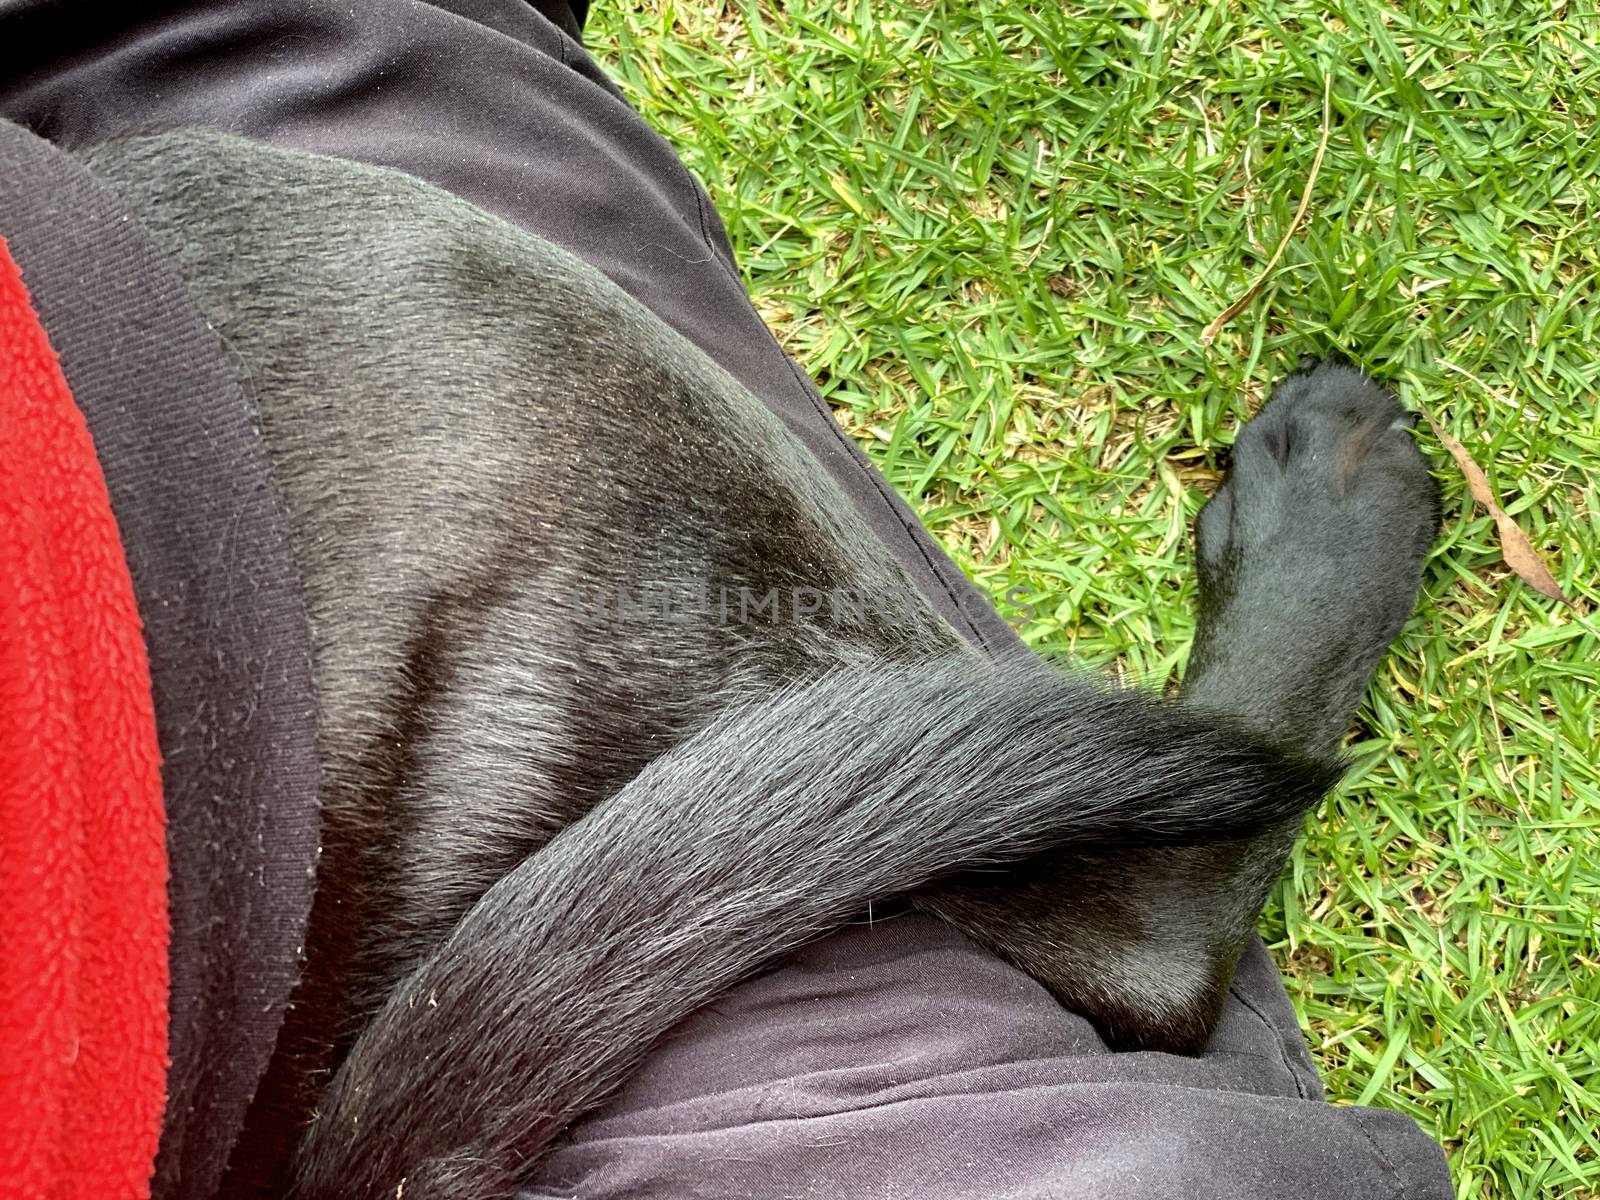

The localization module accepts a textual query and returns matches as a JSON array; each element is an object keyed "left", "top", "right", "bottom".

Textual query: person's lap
[
  {"left": 523, "top": 917, "right": 1440, "bottom": 1199},
  {"left": 0, "top": 4, "right": 1452, "bottom": 1196},
  {"left": 0, "top": 0, "right": 1321, "bottom": 1120}
]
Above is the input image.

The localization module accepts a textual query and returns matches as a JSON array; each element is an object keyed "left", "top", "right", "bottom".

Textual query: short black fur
[{"left": 76, "top": 130, "right": 1439, "bottom": 1199}]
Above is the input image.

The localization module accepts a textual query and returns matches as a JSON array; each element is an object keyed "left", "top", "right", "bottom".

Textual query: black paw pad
[{"left": 1199, "top": 358, "right": 1439, "bottom": 577}]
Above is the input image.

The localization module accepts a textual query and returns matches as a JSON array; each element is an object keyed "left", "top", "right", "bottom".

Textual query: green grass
[{"left": 586, "top": 2, "right": 1599, "bottom": 1195}]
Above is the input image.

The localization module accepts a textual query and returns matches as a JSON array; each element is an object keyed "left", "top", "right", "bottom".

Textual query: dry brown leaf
[{"left": 1424, "top": 416, "right": 1575, "bottom": 608}]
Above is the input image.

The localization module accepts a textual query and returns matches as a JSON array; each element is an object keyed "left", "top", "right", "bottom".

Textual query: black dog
[{"left": 77, "top": 129, "right": 1439, "bottom": 1200}]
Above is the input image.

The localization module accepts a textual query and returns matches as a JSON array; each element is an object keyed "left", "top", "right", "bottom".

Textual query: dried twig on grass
[{"left": 1201, "top": 76, "right": 1333, "bottom": 347}]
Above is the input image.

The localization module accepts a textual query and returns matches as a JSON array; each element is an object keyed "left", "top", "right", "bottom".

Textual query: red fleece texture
[{"left": 0, "top": 235, "right": 168, "bottom": 1199}]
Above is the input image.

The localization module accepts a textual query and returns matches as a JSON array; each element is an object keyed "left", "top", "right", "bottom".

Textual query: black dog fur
[{"left": 76, "top": 130, "right": 1438, "bottom": 1200}]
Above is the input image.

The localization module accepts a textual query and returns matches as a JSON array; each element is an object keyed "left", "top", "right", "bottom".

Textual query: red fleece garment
[{"left": 0, "top": 235, "right": 168, "bottom": 1199}]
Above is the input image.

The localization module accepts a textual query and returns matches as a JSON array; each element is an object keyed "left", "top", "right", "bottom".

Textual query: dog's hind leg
[
  {"left": 913, "top": 357, "right": 1441, "bottom": 1052},
  {"left": 1181, "top": 356, "right": 1440, "bottom": 755}
]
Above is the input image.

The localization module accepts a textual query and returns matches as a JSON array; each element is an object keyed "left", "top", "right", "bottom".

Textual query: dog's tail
[{"left": 293, "top": 657, "right": 1337, "bottom": 1199}]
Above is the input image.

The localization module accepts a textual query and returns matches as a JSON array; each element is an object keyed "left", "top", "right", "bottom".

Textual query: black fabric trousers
[{"left": 528, "top": 0, "right": 586, "bottom": 41}]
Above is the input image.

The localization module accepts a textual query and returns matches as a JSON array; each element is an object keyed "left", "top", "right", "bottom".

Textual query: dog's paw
[
  {"left": 1196, "top": 357, "right": 1439, "bottom": 583},
  {"left": 1187, "top": 357, "right": 1440, "bottom": 751}
]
